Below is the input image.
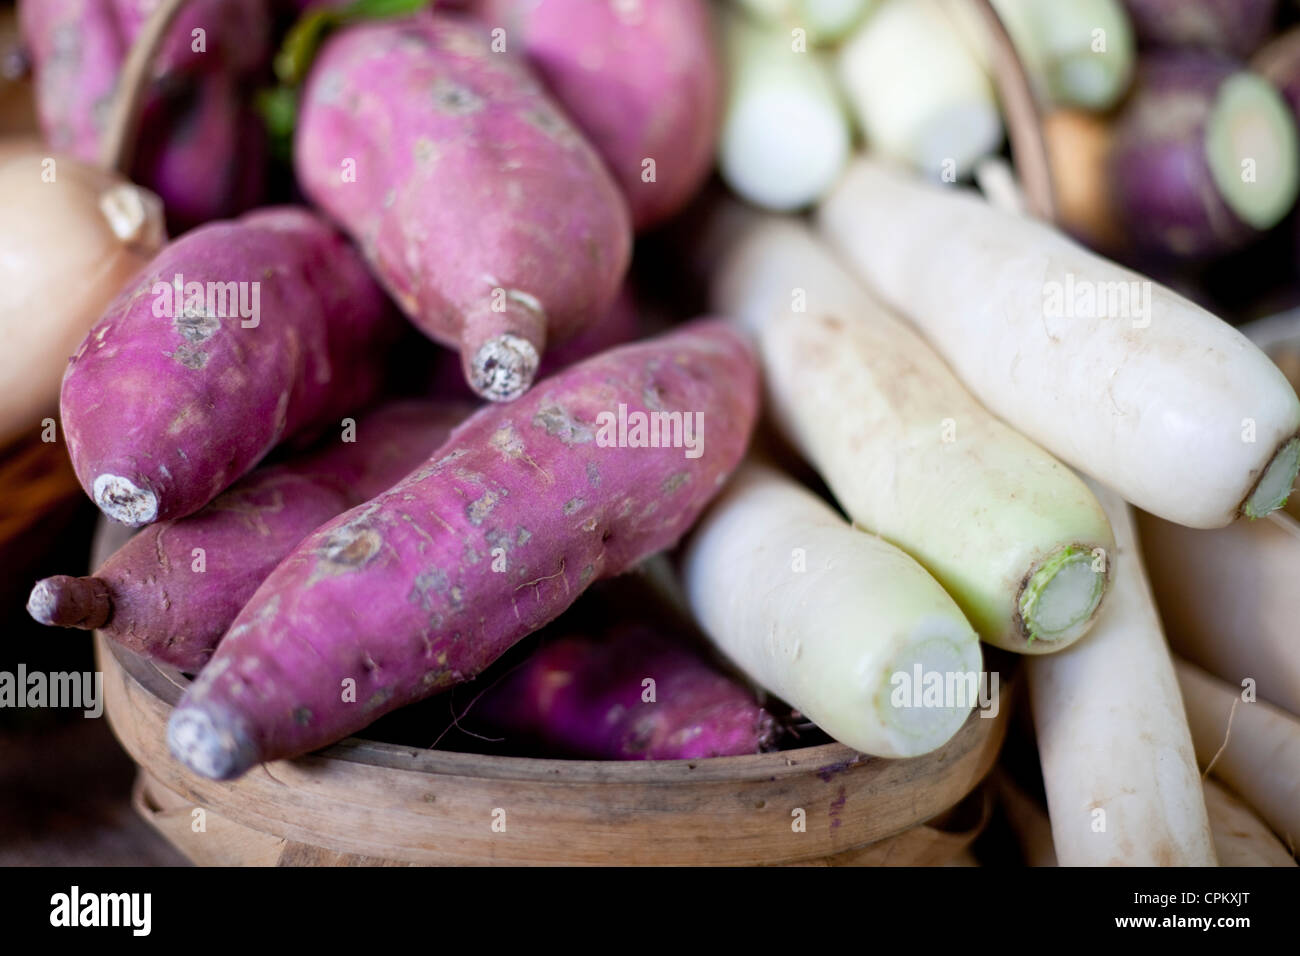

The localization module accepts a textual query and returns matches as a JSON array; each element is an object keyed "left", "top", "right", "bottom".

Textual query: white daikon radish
[
  {"left": 0, "top": 148, "right": 164, "bottom": 445},
  {"left": 989, "top": 0, "right": 1135, "bottom": 110},
  {"left": 681, "top": 461, "right": 984, "bottom": 758},
  {"left": 712, "top": 217, "right": 1113, "bottom": 652},
  {"left": 732, "top": 0, "right": 876, "bottom": 44},
  {"left": 717, "top": 7, "right": 851, "bottom": 210},
  {"left": 1136, "top": 508, "right": 1300, "bottom": 716},
  {"left": 818, "top": 157, "right": 1300, "bottom": 528},
  {"left": 1028, "top": 479, "right": 1216, "bottom": 866},
  {"left": 1176, "top": 656, "right": 1300, "bottom": 850},
  {"left": 837, "top": 0, "right": 1002, "bottom": 179},
  {"left": 1202, "top": 778, "right": 1298, "bottom": 867}
]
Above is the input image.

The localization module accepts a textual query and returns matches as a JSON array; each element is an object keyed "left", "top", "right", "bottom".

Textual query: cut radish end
[
  {"left": 1055, "top": 57, "right": 1115, "bottom": 110},
  {"left": 1243, "top": 436, "right": 1300, "bottom": 518},
  {"left": 876, "top": 626, "right": 985, "bottom": 757},
  {"left": 720, "top": 87, "right": 849, "bottom": 210},
  {"left": 915, "top": 102, "right": 1003, "bottom": 179},
  {"left": 1018, "top": 545, "right": 1106, "bottom": 645},
  {"left": 1206, "top": 72, "right": 1300, "bottom": 230}
]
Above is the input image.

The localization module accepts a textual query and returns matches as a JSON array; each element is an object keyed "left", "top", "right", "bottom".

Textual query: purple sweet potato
[
  {"left": 472, "top": 622, "right": 776, "bottom": 759},
  {"left": 1120, "top": 0, "right": 1278, "bottom": 59},
  {"left": 166, "top": 320, "right": 759, "bottom": 779},
  {"left": 18, "top": 0, "right": 270, "bottom": 229},
  {"left": 473, "top": 0, "right": 721, "bottom": 230},
  {"left": 294, "top": 11, "right": 632, "bottom": 402},
  {"left": 132, "top": 71, "right": 269, "bottom": 231},
  {"left": 27, "top": 400, "right": 469, "bottom": 672},
  {"left": 60, "top": 206, "right": 403, "bottom": 528}
]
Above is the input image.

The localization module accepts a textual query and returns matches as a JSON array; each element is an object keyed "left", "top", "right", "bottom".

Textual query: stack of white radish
[
  {"left": 679, "top": 147, "right": 1300, "bottom": 866},
  {"left": 716, "top": 0, "right": 1137, "bottom": 211},
  {"left": 701, "top": 0, "right": 1300, "bottom": 867}
]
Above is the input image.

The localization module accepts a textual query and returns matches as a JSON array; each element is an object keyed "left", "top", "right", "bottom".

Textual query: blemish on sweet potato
[
  {"left": 532, "top": 405, "right": 594, "bottom": 444},
  {"left": 468, "top": 489, "right": 501, "bottom": 525},
  {"left": 320, "top": 526, "right": 382, "bottom": 568},
  {"left": 175, "top": 309, "right": 221, "bottom": 344}
]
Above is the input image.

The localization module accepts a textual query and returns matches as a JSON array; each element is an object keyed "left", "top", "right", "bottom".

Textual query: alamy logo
[
  {"left": 889, "top": 666, "right": 999, "bottom": 718},
  {"left": 50, "top": 886, "right": 151, "bottom": 936},
  {"left": 152, "top": 273, "right": 260, "bottom": 328},
  {"left": 0, "top": 665, "right": 102, "bottom": 717},
  {"left": 1043, "top": 273, "right": 1151, "bottom": 328},
  {"left": 594, "top": 403, "right": 704, "bottom": 459}
]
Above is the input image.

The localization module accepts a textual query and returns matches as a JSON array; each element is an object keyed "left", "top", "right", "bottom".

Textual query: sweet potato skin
[
  {"left": 18, "top": 0, "right": 270, "bottom": 229},
  {"left": 473, "top": 623, "right": 776, "bottom": 759},
  {"left": 37, "top": 401, "right": 467, "bottom": 671},
  {"left": 60, "top": 206, "right": 402, "bottom": 527},
  {"left": 474, "top": 0, "right": 721, "bottom": 230},
  {"left": 169, "top": 321, "right": 758, "bottom": 777},
  {"left": 294, "top": 12, "right": 631, "bottom": 394}
]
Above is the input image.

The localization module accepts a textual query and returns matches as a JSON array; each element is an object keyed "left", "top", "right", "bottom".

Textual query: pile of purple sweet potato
[{"left": 12, "top": 1, "right": 776, "bottom": 779}]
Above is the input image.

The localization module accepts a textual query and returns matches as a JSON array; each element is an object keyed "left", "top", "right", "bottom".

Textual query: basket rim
[{"left": 106, "top": 635, "right": 1015, "bottom": 786}]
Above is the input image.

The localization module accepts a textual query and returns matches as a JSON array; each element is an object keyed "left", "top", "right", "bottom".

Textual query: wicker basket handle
[
  {"left": 970, "top": 0, "right": 1056, "bottom": 222},
  {"left": 98, "top": 0, "right": 191, "bottom": 174}
]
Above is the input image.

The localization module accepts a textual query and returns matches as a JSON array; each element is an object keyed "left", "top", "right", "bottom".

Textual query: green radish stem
[
  {"left": 1243, "top": 435, "right": 1299, "bottom": 519},
  {"left": 1017, "top": 545, "right": 1107, "bottom": 644},
  {"left": 1206, "top": 72, "right": 1300, "bottom": 231}
]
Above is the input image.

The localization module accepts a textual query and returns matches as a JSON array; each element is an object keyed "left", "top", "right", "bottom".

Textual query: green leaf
[
  {"left": 260, "top": 0, "right": 433, "bottom": 156},
  {"left": 255, "top": 85, "right": 298, "bottom": 164},
  {"left": 340, "top": 0, "right": 433, "bottom": 19},
  {"left": 275, "top": 0, "right": 433, "bottom": 88}
]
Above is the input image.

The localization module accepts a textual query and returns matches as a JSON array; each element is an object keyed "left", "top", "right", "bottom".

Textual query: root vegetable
[
  {"left": 1027, "top": 479, "right": 1216, "bottom": 866},
  {"left": 1135, "top": 508, "right": 1300, "bottom": 716},
  {"left": 837, "top": 0, "right": 1002, "bottom": 179},
  {"left": 472, "top": 621, "right": 777, "bottom": 759},
  {"left": 1110, "top": 51, "right": 1299, "bottom": 260},
  {"left": 818, "top": 158, "right": 1300, "bottom": 528},
  {"left": 294, "top": 11, "right": 632, "bottom": 401},
  {"left": 0, "top": 148, "right": 164, "bottom": 446},
  {"left": 716, "top": 6, "right": 850, "bottom": 211},
  {"left": 731, "top": 0, "right": 876, "bottom": 45},
  {"left": 1120, "top": 0, "right": 1278, "bottom": 59},
  {"left": 1203, "top": 778, "right": 1298, "bottom": 866},
  {"left": 474, "top": 0, "right": 720, "bottom": 230},
  {"left": 1176, "top": 656, "right": 1300, "bottom": 849},
  {"left": 988, "top": 0, "right": 1135, "bottom": 110},
  {"left": 681, "top": 461, "right": 984, "bottom": 759},
  {"left": 132, "top": 71, "right": 268, "bottom": 232},
  {"left": 18, "top": 0, "right": 271, "bottom": 229},
  {"left": 166, "top": 321, "right": 759, "bottom": 779},
  {"left": 28, "top": 401, "right": 468, "bottom": 672},
  {"left": 60, "top": 206, "right": 402, "bottom": 528},
  {"left": 712, "top": 217, "right": 1113, "bottom": 652}
]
